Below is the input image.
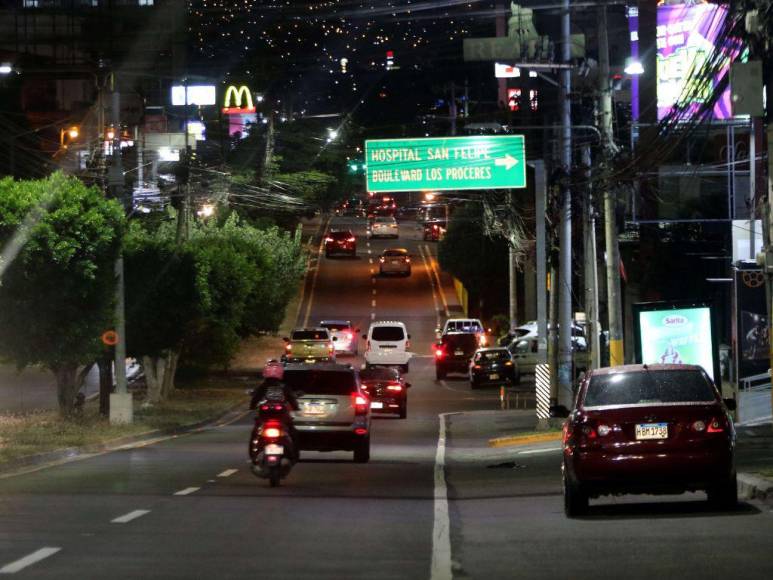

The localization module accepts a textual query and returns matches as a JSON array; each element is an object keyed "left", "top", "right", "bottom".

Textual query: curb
[
  {"left": 488, "top": 431, "right": 562, "bottom": 448},
  {"left": 738, "top": 472, "right": 773, "bottom": 506},
  {"left": 0, "top": 400, "right": 249, "bottom": 479}
]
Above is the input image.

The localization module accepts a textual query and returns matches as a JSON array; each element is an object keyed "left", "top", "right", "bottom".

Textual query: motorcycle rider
[{"left": 249, "top": 360, "right": 299, "bottom": 411}]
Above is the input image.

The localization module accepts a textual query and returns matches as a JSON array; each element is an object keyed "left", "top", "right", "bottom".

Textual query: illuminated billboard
[
  {"left": 633, "top": 302, "right": 718, "bottom": 382},
  {"left": 656, "top": 2, "right": 741, "bottom": 120},
  {"left": 171, "top": 85, "right": 216, "bottom": 106}
]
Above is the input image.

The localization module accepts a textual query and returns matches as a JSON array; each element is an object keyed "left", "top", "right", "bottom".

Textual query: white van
[{"left": 362, "top": 320, "right": 412, "bottom": 372}]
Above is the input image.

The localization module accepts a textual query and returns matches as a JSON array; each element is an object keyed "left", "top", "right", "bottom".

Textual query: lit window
[
  {"left": 23, "top": 0, "right": 40, "bottom": 7},
  {"left": 138, "top": 0, "right": 154, "bottom": 5}
]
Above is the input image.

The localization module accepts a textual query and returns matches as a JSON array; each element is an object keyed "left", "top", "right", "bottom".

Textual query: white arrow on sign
[{"left": 494, "top": 154, "right": 518, "bottom": 171}]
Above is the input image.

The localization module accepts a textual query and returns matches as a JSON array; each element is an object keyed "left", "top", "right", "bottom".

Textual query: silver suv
[{"left": 284, "top": 363, "right": 372, "bottom": 463}]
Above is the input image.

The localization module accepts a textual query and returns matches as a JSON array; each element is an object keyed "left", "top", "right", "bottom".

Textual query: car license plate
[
  {"left": 635, "top": 422, "right": 668, "bottom": 440},
  {"left": 265, "top": 444, "right": 284, "bottom": 455},
  {"left": 380, "top": 345, "right": 396, "bottom": 349},
  {"left": 391, "top": 260, "right": 400, "bottom": 264},
  {"left": 489, "top": 373, "right": 499, "bottom": 380},
  {"left": 370, "top": 401, "right": 384, "bottom": 409},
  {"left": 455, "top": 350, "right": 464, "bottom": 355},
  {"left": 304, "top": 403, "right": 325, "bottom": 416}
]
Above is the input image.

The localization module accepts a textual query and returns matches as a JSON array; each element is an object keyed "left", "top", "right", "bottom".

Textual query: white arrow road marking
[
  {"left": 217, "top": 469, "right": 238, "bottom": 478},
  {"left": 0, "top": 548, "right": 61, "bottom": 574},
  {"left": 111, "top": 510, "right": 150, "bottom": 524},
  {"left": 173, "top": 487, "right": 200, "bottom": 496},
  {"left": 494, "top": 154, "right": 518, "bottom": 170}
]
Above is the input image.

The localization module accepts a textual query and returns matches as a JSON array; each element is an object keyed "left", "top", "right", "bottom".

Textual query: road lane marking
[
  {"left": 431, "top": 414, "right": 453, "bottom": 580},
  {"left": 371, "top": 312, "right": 376, "bottom": 320},
  {"left": 111, "top": 509, "right": 150, "bottom": 524},
  {"left": 372, "top": 289, "right": 377, "bottom": 295},
  {"left": 371, "top": 299, "right": 376, "bottom": 307},
  {"left": 419, "top": 245, "right": 442, "bottom": 329},
  {"left": 302, "top": 219, "right": 329, "bottom": 327},
  {"left": 518, "top": 446, "right": 562, "bottom": 455},
  {"left": 295, "top": 216, "right": 329, "bottom": 327},
  {"left": 218, "top": 469, "right": 238, "bottom": 478},
  {"left": 369, "top": 258, "right": 373, "bottom": 264},
  {"left": 424, "top": 244, "right": 450, "bottom": 318},
  {"left": 370, "top": 268, "right": 375, "bottom": 274},
  {"left": 372, "top": 277, "right": 376, "bottom": 285},
  {"left": 0, "top": 548, "right": 61, "bottom": 574},
  {"left": 173, "top": 487, "right": 200, "bottom": 496}
]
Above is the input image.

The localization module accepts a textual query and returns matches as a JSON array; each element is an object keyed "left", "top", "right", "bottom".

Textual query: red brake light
[
  {"left": 347, "top": 237, "right": 356, "bottom": 242},
  {"left": 707, "top": 418, "right": 725, "bottom": 433},
  {"left": 581, "top": 425, "right": 597, "bottom": 439},
  {"left": 273, "top": 404, "right": 284, "bottom": 411},
  {"left": 260, "top": 404, "right": 269, "bottom": 411},
  {"left": 354, "top": 427, "right": 368, "bottom": 435},
  {"left": 473, "top": 364, "right": 481, "bottom": 369},
  {"left": 353, "top": 394, "right": 369, "bottom": 415},
  {"left": 435, "top": 348, "right": 444, "bottom": 358},
  {"left": 285, "top": 343, "right": 292, "bottom": 352},
  {"left": 262, "top": 426, "right": 282, "bottom": 438},
  {"left": 355, "top": 395, "right": 367, "bottom": 406},
  {"left": 386, "top": 384, "right": 403, "bottom": 391},
  {"left": 325, "top": 237, "right": 334, "bottom": 242}
]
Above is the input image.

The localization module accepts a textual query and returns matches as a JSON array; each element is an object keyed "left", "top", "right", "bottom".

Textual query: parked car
[
  {"left": 369, "top": 216, "right": 399, "bottom": 238},
  {"left": 283, "top": 328, "right": 336, "bottom": 363},
  {"left": 284, "top": 363, "right": 372, "bottom": 462},
  {"left": 363, "top": 320, "right": 412, "bottom": 372},
  {"left": 507, "top": 336, "right": 589, "bottom": 376},
  {"left": 469, "top": 347, "right": 519, "bottom": 388},
  {"left": 379, "top": 248, "right": 411, "bottom": 276},
  {"left": 552, "top": 364, "right": 737, "bottom": 517},
  {"left": 325, "top": 230, "right": 356, "bottom": 257},
  {"left": 319, "top": 320, "right": 359, "bottom": 355},
  {"left": 359, "top": 366, "right": 410, "bottom": 418},
  {"left": 434, "top": 332, "right": 479, "bottom": 380}
]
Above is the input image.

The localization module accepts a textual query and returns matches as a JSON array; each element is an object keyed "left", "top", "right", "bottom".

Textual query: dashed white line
[
  {"left": 370, "top": 268, "right": 375, "bottom": 274},
  {"left": 111, "top": 509, "right": 150, "bottom": 524},
  {"left": 371, "top": 299, "right": 376, "bottom": 307},
  {"left": 218, "top": 469, "right": 238, "bottom": 478},
  {"left": 372, "top": 277, "right": 376, "bottom": 285},
  {"left": 173, "top": 487, "right": 200, "bottom": 496},
  {"left": 367, "top": 249, "right": 372, "bottom": 255},
  {"left": 368, "top": 258, "right": 373, "bottom": 264},
  {"left": 372, "top": 289, "right": 377, "bottom": 295},
  {"left": 371, "top": 312, "right": 376, "bottom": 320},
  {"left": 0, "top": 547, "right": 61, "bottom": 574},
  {"left": 431, "top": 414, "right": 453, "bottom": 580}
]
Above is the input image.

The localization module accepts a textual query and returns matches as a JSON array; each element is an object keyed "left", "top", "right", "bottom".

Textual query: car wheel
[
  {"left": 563, "top": 473, "right": 588, "bottom": 517},
  {"left": 399, "top": 402, "right": 407, "bottom": 419},
  {"left": 707, "top": 473, "right": 738, "bottom": 509},
  {"left": 353, "top": 436, "right": 370, "bottom": 463},
  {"left": 436, "top": 366, "right": 446, "bottom": 380}
]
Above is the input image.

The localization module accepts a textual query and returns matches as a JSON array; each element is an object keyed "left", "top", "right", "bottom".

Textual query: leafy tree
[{"left": 0, "top": 173, "right": 124, "bottom": 415}]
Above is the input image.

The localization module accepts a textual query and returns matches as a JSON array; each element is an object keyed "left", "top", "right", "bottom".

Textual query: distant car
[
  {"left": 284, "top": 363, "right": 371, "bottom": 462},
  {"left": 434, "top": 332, "right": 479, "bottom": 380},
  {"left": 423, "top": 221, "right": 446, "bottom": 241},
  {"left": 437, "top": 318, "right": 490, "bottom": 346},
  {"left": 553, "top": 364, "right": 738, "bottom": 517},
  {"left": 369, "top": 216, "right": 399, "bottom": 238},
  {"left": 283, "top": 328, "right": 335, "bottom": 363},
  {"left": 325, "top": 230, "right": 356, "bottom": 257},
  {"left": 379, "top": 248, "right": 411, "bottom": 276},
  {"left": 469, "top": 347, "right": 519, "bottom": 388},
  {"left": 363, "top": 320, "right": 412, "bottom": 372},
  {"left": 319, "top": 320, "right": 359, "bottom": 355},
  {"left": 360, "top": 366, "right": 410, "bottom": 418}
]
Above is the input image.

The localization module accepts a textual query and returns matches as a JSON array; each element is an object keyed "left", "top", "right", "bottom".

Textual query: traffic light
[{"left": 347, "top": 159, "right": 366, "bottom": 175}]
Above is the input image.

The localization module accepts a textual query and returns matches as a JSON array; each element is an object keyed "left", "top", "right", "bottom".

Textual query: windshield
[
  {"left": 371, "top": 327, "right": 405, "bottom": 341},
  {"left": 284, "top": 370, "right": 357, "bottom": 395},
  {"left": 583, "top": 370, "right": 717, "bottom": 408},
  {"left": 292, "top": 330, "right": 329, "bottom": 341},
  {"left": 321, "top": 323, "right": 349, "bottom": 332}
]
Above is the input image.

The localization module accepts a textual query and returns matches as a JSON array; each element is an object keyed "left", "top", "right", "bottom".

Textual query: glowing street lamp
[
  {"left": 197, "top": 203, "right": 215, "bottom": 218},
  {"left": 59, "top": 125, "right": 80, "bottom": 148},
  {"left": 624, "top": 57, "right": 644, "bottom": 76}
]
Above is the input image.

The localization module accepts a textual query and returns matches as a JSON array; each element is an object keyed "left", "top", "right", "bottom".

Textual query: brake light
[
  {"left": 285, "top": 343, "right": 292, "bottom": 352},
  {"left": 435, "top": 348, "right": 445, "bottom": 358},
  {"left": 259, "top": 404, "right": 269, "bottom": 411},
  {"left": 347, "top": 237, "right": 356, "bottom": 242},
  {"left": 273, "top": 404, "right": 284, "bottom": 411},
  {"left": 354, "top": 427, "right": 368, "bottom": 435},
  {"left": 562, "top": 423, "right": 570, "bottom": 445},
  {"left": 581, "top": 425, "right": 597, "bottom": 439},
  {"left": 325, "top": 237, "right": 334, "bottom": 242},
  {"left": 386, "top": 384, "right": 403, "bottom": 391},
  {"left": 262, "top": 426, "right": 282, "bottom": 438},
  {"left": 473, "top": 364, "right": 481, "bottom": 369},
  {"left": 353, "top": 394, "right": 369, "bottom": 415},
  {"left": 707, "top": 418, "right": 725, "bottom": 433}
]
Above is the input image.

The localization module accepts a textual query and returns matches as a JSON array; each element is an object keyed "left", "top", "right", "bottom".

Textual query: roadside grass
[
  {"left": 758, "top": 467, "right": 773, "bottom": 479},
  {"left": 0, "top": 379, "right": 247, "bottom": 466}
]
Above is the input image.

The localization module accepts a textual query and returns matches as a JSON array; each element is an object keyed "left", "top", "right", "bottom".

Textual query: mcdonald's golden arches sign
[{"left": 222, "top": 85, "right": 256, "bottom": 115}]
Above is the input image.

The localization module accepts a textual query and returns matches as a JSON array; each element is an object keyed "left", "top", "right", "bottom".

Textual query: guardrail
[{"left": 739, "top": 372, "right": 772, "bottom": 392}]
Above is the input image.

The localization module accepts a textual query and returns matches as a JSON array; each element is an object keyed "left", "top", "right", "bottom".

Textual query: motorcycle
[{"left": 249, "top": 398, "right": 297, "bottom": 487}]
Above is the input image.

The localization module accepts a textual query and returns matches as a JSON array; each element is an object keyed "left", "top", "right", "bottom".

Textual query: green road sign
[{"left": 365, "top": 135, "right": 526, "bottom": 192}]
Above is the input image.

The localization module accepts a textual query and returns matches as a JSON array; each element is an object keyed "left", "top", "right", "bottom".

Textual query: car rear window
[
  {"left": 446, "top": 321, "right": 482, "bottom": 332},
  {"left": 360, "top": 368, "right": 400, "bottom": 381},
  {"left": 476, "top": 350, "right": 510, "bottom": 361},
  {"left": 284, "top": 370, "right": 357, "bottom": 395},
  {"left": 383, "top": 250, "right": 407, "bottom": 257},
  {"left": 375, "top": 217, "right": 394, "bottom": 223},
  {"left": 292, "top": 330, "right": 329, "bottom": 340},
  {"left": 321, "top": 323, "right": 349, "bottom": 331},
  {"left": 371, "top": 326, "right": 405, "bottom": 341},
  {"left": 444, "top": 334, "right": 478, "bottom": 348},
  {"left": 330, "top": 231, "right": 352, "bottom": 239},
  {"left": 583, "top": 370, "right": 717, "bottom": 408}
]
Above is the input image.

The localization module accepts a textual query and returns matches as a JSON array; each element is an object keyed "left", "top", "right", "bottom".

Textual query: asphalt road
[{"left": 1, "top": 215, "right": 772, "bottom": 579}]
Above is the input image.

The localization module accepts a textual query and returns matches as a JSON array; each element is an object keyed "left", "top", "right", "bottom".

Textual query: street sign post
[{"left": 365, "top": 135, "right": 526, "bottom": 192}]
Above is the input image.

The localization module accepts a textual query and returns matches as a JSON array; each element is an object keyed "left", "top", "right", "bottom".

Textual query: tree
[{"left": 0, "top": 173, "right": 124, "bottom": 416}]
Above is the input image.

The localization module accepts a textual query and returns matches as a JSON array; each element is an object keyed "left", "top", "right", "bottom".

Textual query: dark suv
[
  {"left": 434, "top": 332, "right": 479, "bottom": 380},
  {"left": 325, "top": 230, "right": 356, "bottom": 257},
  {"left": 284, "top": 363, "right": 372, "bottom": 463}
]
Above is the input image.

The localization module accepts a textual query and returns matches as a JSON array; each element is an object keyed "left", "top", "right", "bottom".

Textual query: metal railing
[{"left": 739, "top": 371, "right": 771, "bottom": 392}]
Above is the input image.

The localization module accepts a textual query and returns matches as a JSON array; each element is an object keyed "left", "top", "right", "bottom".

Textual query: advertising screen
[
  {"left": 656, "top": 2, "right": 740, "bottom": 120},
  {"left": 636, "top": 305, "right": 715, "bottom": 381}
]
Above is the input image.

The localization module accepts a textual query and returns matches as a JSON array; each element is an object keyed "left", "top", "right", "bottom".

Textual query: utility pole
[
  {"left": 599, "top": 2, "right": 624, "bottom": 366},
  {"left": 509, "top": 189, "right": 518, "bottom": 331},
  {"left": 557, "top": 0, "right": 574, "bottom": 406},
  {"left": 582, "top": 143, "right": 601, "bottom": 368},
  {"left": 107, "top": 75, "right": 132, "bottom": 424}
]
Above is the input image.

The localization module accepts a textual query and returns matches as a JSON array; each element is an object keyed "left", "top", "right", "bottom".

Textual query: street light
[
  {"left": 59, "top": 125, "right": 80, "bottom": 148},
  {"left": 624, "top": 57, "right": 644, "bottom": 76},
  {"left": 197, "top": 203, "right": 215, "bottom": 218},
  {"left": 0, "top": 63, "right": 13, "bottom": 75}
]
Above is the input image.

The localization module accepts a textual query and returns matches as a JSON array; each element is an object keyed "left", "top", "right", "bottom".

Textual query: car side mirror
[
  {"left": 407, "top": 334, "right": 411, "bottom": 339},
  {"left": 405, "top": 382, "right": 412, "bottom": 388},
  {"left": 362, "top": 334, "right": 368, "bottom": 340},
  {"left": 550, "top": 404, "right": 570, "bottom": 418},
  {"left": 723, "top": 398, "right": 737, "bottom": 411}
]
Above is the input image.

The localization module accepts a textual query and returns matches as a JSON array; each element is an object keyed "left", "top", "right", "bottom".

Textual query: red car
[
  {"left": 553, "top": 364, "right": 737, "bottom": 517},
  {"left": 324, "top": 230, "right": 356, "bottom": 257},
  {"left": 359, "top": 366, "right": 410, "bottom": 419}
]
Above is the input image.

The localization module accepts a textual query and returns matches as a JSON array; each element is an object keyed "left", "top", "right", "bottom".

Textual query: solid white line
[
  {"left": 111, "top": 509, "right": 150, "bottom": 524},
  {"left": 431, "top": 414, "right": 453, "bottom": 580},
  {"left": 217, "top": 469, "right": 238, "bottom": 478},
  {"left": 0, "top": 548, "right": 61, "bottom": 574},
  {"left": 424, "top": 244, "right": 450, "bottom": 318},
  {"left": 302, "top": 221, "right": 328, "bottom": 327},
  {"left": 419, "top": 245, "right": 442, "bottom": 328},
  {"left": 518, "top": 446, "right": 562, "bottom": 455},
  {"left": 173, "top": 487, "right": 200, "bottom": 496}
]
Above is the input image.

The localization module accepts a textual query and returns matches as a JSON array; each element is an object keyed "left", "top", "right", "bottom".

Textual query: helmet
[{"left": 263, "top": 360, "right": 284, "bottom": 380}]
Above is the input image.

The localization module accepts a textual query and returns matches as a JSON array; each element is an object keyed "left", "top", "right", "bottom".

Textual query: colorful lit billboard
[
  {"left": 656, "top": 2, "right": 740, "bottom": 120},
  {"left": 633, "top": 302, "right": 719, "bottom": 382}
]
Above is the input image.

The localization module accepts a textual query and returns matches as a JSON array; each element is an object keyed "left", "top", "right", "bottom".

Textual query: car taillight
[
  {"left": 262, "top": 426, "right": 282, "bottom": 438},
  {"left": 354, "top": 427, "right": 368, "bottom": 435},
  {"left": 273, "top": 404, "right": 284, "bottom": 411},
  {"left": 345, "top": 332, "right": 353, "bottom": 341},
  {"left": 562, "top": 423, "right": 570, "bottom": 445},
  {"left": 473, "top": 364, "right": 481, "bottom": 369},
  {"left": 325, "top": 237, "right": 334, "bottom": 242},
  {"left": 435, "top": 348, "right": 445, "bottom": 358},
  {"left": 386, "top": 384, "right": 403, "bottom": 391},
  {"left": 347, "top": 237, "right": 356, "bottom": 242},
  {"left": 405, "top": 257, "right": 411, "bottom": 263},
  {"left": 478, "top": 334, "right": 487, "bottom": 346},
  {"left": 581, "top": 425, "right": 597, "bottom": 440},
  {"left": 285, "top": 343, "right": 292, "bottom": 352},
  {"left": 707, "top": 418, "right": 725, "bottom": 433},
  {"left": 259, "top": 404, "right": 270, "bottom": 411},
  {"left": 353, "top": 394, "right": 369, "bottom": 415},
  {"left": 504, "top": 360, "right": 513, "bottom": 366}
]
